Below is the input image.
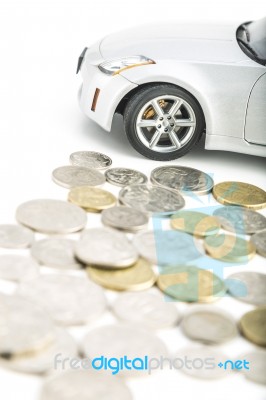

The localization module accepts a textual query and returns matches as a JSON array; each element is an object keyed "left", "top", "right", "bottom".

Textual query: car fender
[{"left": 119, "top": 60, "right": 263, "bottom": 138}]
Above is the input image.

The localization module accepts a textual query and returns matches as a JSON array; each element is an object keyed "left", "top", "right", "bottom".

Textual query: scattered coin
[
  {"left": 157, "top": 265, "right": 226, "bottom": 302},
  {"left": 0, "top": 255, "right": 39, "bottom": 282},
  {"left": 171, "top": 210, "right": 220, "bottom": 237},
  {"left": 81, "top": 324, "right": 168, "bottom": 377},
  {"left": 105, "top": 167, "right": 148, "bottom": 187},
  {"left": 70, "top": 151, "right": 112, "bottom": 169},
  {"left": 251, "top": 229, "right": 266, "bottom": 257},
  {"left": 213, "top": 206, "right": 266, "bottom": 234},
  {"left": 203, "top": 234, "right": 256, "bottom": 263},
  {"left": 212, "top": 181, "right": 266, "bottom": 210},
  {"left": 16, "top": 199, "right": 87, "bottom": 234},
  {"left": 132, "top": 230, "right": 200, "bottom": 265},
  {"left": 1, "top": 149, "right": 265, "bottom": 391},
  {"left": 52, "top": 166, "right": 105, "bottom": 188},
  {"left": 150, "top": 166, "right": 214, "bottom": 195},
  {"left": 181, "top": 306, "right": 238, "bottom": 344},
  {"left": 75, "top": 227, "right": 138, "bottom": 268},
  {"left": 0, "top": 328, "right": 78, "bottom": 374},
  {"left": 242, "top": 351, "right": 266, "bottom": 385},
  {"left": 88, "top": 258, "right": 156, "bottom": 291},
  {"left": 119, "top": 184, "right": 185, "bottom": 215},
  {"left": 226, "top": 272, "right": 266, "bottom": 306},
  {"left": 31, "top": 238, "right": 82, "bottom": 270},
  {"left": 0, "top": 224, "right": 34, "bottom": 248},
  {"left": 68, "top": 186, "right": 116, "bottom": 212},
  {"left": 175, "top": 347, "right": 229, "bottom": 379},
  {"left": 101, "top": 206, "right": 149, "bottom": 232},
  {"left": 40, "top": 369, "right": 133, "bottom": 400},
  {"left": 17, "top": 274, "right": 106, "bottom": 326},
  {"left": 0, "top": 294, "right": 55, "bottom": 358},
  {"left": 111, "top": 290, "right": 181, "bottom": 329},
  {"left": 240, "top": 307, "right": 266, "bottom": 347}
]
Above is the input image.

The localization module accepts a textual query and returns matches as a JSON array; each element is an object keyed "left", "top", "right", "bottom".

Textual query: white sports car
[{"left": 77, "top": 17, "right": 266, "bottom": 160}]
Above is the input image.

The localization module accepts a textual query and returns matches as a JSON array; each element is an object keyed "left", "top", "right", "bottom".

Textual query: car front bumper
[{"left": 78, "top": 46, "right": 137, "bottom": 131}]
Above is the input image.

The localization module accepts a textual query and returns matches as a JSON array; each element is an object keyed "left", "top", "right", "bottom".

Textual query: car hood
[{"left": 100, "top": 22, "right": 248, "bottom": 63}]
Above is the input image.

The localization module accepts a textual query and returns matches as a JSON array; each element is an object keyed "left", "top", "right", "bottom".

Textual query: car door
[{"left": 245, "top": 72, "right": 266, "bottom": 146}]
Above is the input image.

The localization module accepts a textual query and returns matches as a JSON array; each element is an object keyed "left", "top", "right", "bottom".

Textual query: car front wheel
[{"left": 124, "top": 84, "right": 205, "bottom": 161}]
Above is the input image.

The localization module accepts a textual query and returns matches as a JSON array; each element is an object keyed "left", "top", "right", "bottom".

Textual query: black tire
[{"left": 123, "top": 84, "right": 205, "bottom": 161}]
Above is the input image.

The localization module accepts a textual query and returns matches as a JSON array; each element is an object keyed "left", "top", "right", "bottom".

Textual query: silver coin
[
  {"left": 119, "top": 184, "right": 185, "bottom": 215},
  {"left": 16, "top": 199, "right": 87, "bottom": 234},
  {"left": 82, "top": 324, "right": 168, "bottom": 377},
  {"left": 226, "top": 272, "right": 266, "bottom": 305},
  {"left": 251, "top": 229, "right": 266, "bottom": 257},
  {"left": 0, "top": 255, "right": 39, "bottom": 282},
  {"left": 31, "top": 238, "right": 82, "bottom": 270},
  {"left": 101, "top": 206, "right": 149, "bottom": 232},
  {"left": 1, "top": 328, "right": 78, "bottom": 374},
  {"left": 52, "top": 166, "right": 105, "bottom": 188},
  {"left": 70, "top": 151, "right": 112, "bottom": 170},
  {"left": 151, "top": 166, "right": 214, "bottom": 195},
  {"left": 40, "top": 369, "right": 133, "bottom": 400},
  {"left": 181, "top": 306, "right": 238, "bottom": 344},
  {"left": 242, "top": 351, "right": 266, "bottom": 385},
  {"left": 213, "top": 206, "right": 266, "bottom": 234},
  {"left": 111, "top": 290, "right": 181, "bottom": 330},
  {"left": 175, "top": 347, "right": 229, "bottom": 379},
  {"left": 75, "top": 227, "right": 138, "bottom": 268},
  {"left": 0, "top": 294, "right": 55, "bottom": 357},
  {"left": 132, "top": 229, "right": 200, "bottom": 265},
  {"left": 0, "top": 224, "right": 34, "bottom": 248},
  {"left": 17, "top": 274, "right": 106, "bottom": 325},
  {"left": 105, "top": 167, "right": 148, "bottom": 187}
]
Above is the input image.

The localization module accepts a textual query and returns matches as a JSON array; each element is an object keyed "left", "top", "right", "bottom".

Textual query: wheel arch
[{"left": 115, "top": 81, "right": 206, "bottom": 129}]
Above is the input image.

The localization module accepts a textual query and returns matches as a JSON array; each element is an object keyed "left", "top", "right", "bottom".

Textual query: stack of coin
[
  {"left": 75, "top": 227, "right": 138, "bottom": 268},
  {"left": 88, "top": 258, "right": 156, "bottom": 291},
  {"left": 101, "top": 206, "right": 149, "bottom": 232},
  {"left": 213, "top": 206, "right": 266, "bottom": 234},
  {"left": 16, "top": 274, "right": 107, "bottom": 325},
  {"left": 212, "top": 181, "right": 266, "bottom": 210},
  {"left": 105, "top": 167, "right": 148, "bottom": 186},
  {"left": 0, "top": 149, "right": 265, "bottom": 398},
  {"left": 203, "top": 234, "right": 256, "bottom": 263},
  {"left": 70, "top": 151, "right": 112, "bottom": 169},
  {"left": 68, "top": 186, "right": 116, "bottom": 212},
  {"left": 0, "top": 294, "right": 78, "bottom": 374},
  {"left": 181, "top": 306, "right": 238, "bottom": 344},
  {"left": 240, "top": 307, "right": 266, "bottom": 347},
  {"left": 171, "top": 210, "right": 220, "bottom": 237},
  {"left": 251, "top": 229, "right": 266, "bottom": 257},
  {"left": 119, "top": 183, "right": 185, "bottom": 215},
  {"left": 150, "top": 166, "right": 214, "bottom": 195},
  {"left": 157, "top": 265, "right": 226, "bottom": 303}
]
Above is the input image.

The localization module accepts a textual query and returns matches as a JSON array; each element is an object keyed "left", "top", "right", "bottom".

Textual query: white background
[{"left": 0, "top": 0, "right": 265, "bottom": 399}]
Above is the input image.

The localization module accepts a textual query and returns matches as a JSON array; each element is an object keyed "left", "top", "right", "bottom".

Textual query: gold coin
[
  {"left": 157, "top": 265, "right": 226, "bottom": 303},
  {"left": 87, "top": 258, "right": 156, "bottom": 291},
  {"left": 171, "top": 210, "right": 220, "bottom": 237},
  {"left": 68, "top": 186, "right": 116, "bottom": 212},
  {"left": 212, "top": 181, "right": 266, "bottom": 210},
  {"left": 203, "top": 234, "right": 255, "bottom": 263},
  {"left": 240, "top": 307, "right": 266, "bottom": 347}
]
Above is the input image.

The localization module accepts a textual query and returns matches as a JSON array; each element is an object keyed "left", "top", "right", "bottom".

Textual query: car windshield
[{"left": 237, "top": 17, "right": 266, "bottom": 66}]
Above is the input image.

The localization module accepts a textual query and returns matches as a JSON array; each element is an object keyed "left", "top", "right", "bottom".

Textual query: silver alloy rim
[{"left": 136, "top": 95, "right": 196, "bottom": 153}]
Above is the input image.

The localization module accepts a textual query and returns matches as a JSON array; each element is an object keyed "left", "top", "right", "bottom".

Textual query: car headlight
[{"left": 98, "top": 55, "right": 155, "bottom": 75}]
